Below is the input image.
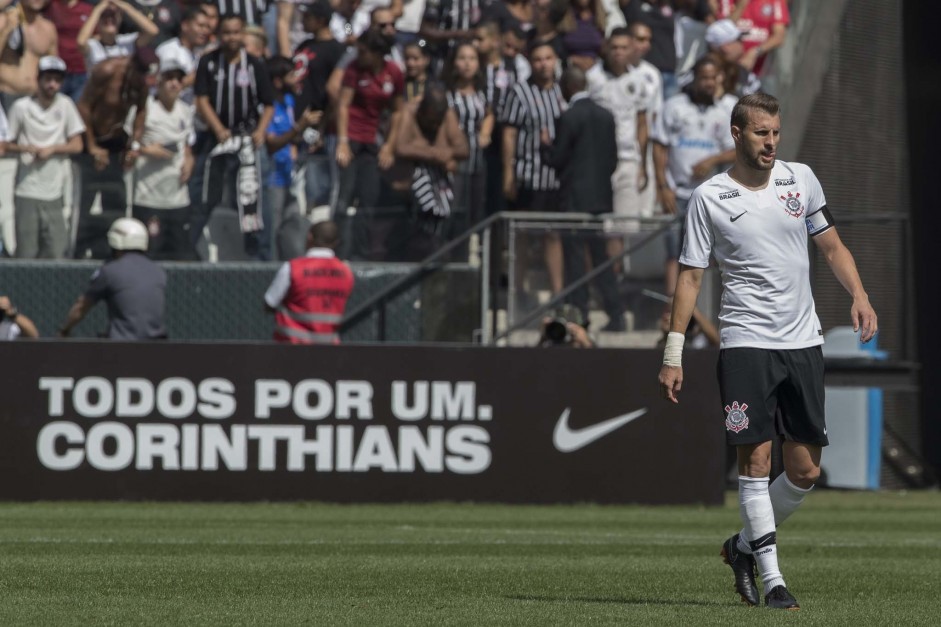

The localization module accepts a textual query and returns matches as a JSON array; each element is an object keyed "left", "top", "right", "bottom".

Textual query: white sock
[
  {"left": 769, "top": 472, "right": 813, "bottom": 525},
  {"left": 738, "top": 476, "right": 785, "bottom": 594},
  {"left": 737, "top": 473, "right": 814, "bottom": 554}
]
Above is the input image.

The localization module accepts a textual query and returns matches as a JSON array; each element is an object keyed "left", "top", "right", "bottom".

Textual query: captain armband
[{"left": 805, "top": 205, "right": 835, "bottom": 237}]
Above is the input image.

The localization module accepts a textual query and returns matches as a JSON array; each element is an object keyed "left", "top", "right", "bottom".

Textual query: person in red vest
[{"left": 264, "top": 220, "right": 355, "bottom": 344}]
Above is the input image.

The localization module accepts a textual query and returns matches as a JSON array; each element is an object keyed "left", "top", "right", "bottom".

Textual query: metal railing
[{"left": 339, "top": 212, "right": 680, "bottom": 344}]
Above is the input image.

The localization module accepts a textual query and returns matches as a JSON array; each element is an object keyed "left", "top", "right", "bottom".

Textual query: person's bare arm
[
  {"left": 326, "top": 67, "right": 344, "bottom": 104},
  {"left": 252, "top": 105, "right": 275, "bottom": 147},
  {"left": 443, "top": 109, "right": 469, "bottom": 161},
  {"left": 691, "top": 148, "right": 735, "bottom": 180},
  {"left": 75, "top": 0, "right": 111, "bottom": 55},
  {"left": 478, "top": 109, "right": 495, "bottom": 148},
  {"left": 34, "top": 133, "right": 84, "bottom": 161},
  {"left": 335, "top": 86, "right": 354, "bottom": 167},
  {"left": 113, "top": 0, "right": 160, "bottom": 47},
  {"left": 267, "top": 109, "right": 322, "bottom": 154},
  {"left": 58, "top": 295, "right": 95, "bottom": 337},
  {"left": 813, "top": 227, "right": 878, "bottom": 342},
  {"left": 0, "top": 297, "right": 39, "bottom": 338},
  {"left": 276, "top": 1, "right": 295, "bottom": 57},
  {"left": 77, "top": 2, "right": 108, "bottom": 55},
  {"left": 653, "top": 142, "right": 677, "bottom": 215},
  {"left": 502, "top": 126, "right": 518, "bottom": 200},
  {"left": 378, "top": 95, "right": 404, "bottom": 169},
  {"left": 760, "top": 21, "right": 787, "bottom": 55},
  {"left": 419, "top": 19, "right": 473, "bottom": 45},
  {"left": 196, "top": 95, "right": 231, "bottom": 143},
  {"left": 394, "top": 111, "right": 431, "bottom": 160},
  {"left": 658, "top": 265, "right": 705, "bottom": 402},
  {"left": 180, "top": 143, "right": 194, "bottom": 183},
  {"left": 730, "top": 0, "right": 750, "bottom": 21},
  {"left": 13, "top": 313, "right": 39, "bottom": 338},
  {"left": 636, "top": 109, "right": 648, "bottom": 191}
]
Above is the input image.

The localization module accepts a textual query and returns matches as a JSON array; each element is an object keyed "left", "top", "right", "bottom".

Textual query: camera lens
[{"left": 544, "top": 319, "right": 568, "bottom": 344}]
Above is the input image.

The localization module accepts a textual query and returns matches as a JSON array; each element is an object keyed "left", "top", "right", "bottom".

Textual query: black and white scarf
[{"left": 204, "top": 135, "right": 263, "bottom": 233}]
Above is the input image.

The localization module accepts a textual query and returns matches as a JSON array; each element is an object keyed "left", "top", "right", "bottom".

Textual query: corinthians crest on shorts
[
  {"left": 780, "top": 191, "right": 804, "bottom": 217},
  {"left": 725, "top": 401, "right": 749, "bottom": 433}
]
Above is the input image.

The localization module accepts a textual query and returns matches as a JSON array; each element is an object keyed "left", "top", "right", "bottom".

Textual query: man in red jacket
[{"left": 264, "top": 220, "right": 355, "bottom": 344}]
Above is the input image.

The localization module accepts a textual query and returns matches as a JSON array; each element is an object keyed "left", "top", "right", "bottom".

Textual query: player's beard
[{"left": 743, "top": 144, "right": 775, "bottom": 171}]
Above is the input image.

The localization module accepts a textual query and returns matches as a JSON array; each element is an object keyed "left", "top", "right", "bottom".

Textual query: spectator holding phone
[{"left": 131, "top": 57, "right": 196, "bottom": 260}]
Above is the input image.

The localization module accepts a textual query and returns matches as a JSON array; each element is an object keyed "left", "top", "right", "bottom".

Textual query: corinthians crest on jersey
[{"left": 779, "top": 191, "right": 804, "bottom": 217}]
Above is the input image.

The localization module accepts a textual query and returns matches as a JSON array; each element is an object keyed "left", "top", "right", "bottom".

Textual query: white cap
[
  {"left": 38, "top": 56, "right": 67, "bottom": 75},
  {"left": 159, "top": 57, "right": 187, "bottom": 75},
  {"left": 107, "top": 218, "right": 149, "bottom": 252},
  {"left": 705, "top": 19, "right": 743, "bottom": 48}
]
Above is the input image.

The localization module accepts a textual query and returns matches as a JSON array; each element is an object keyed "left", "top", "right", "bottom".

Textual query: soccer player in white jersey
[{"left": 657, "top": 93, "right": 878, "bottom": 610}]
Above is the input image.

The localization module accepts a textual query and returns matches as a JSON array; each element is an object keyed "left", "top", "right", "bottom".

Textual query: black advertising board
[{"left": 0, "top": 342, "right": 724, "bottom": 504}]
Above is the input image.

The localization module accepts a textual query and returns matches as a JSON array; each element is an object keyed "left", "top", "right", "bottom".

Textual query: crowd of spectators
[{"left": 0, "top": 0, "right": 790, "bottom": 291}]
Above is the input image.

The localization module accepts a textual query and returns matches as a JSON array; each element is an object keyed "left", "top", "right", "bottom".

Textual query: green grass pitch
[{"left": 0, "top": 490, "right": 938, "bottom": 625}]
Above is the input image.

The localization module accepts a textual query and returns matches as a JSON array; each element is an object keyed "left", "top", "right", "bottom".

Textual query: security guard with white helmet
[{"left": 59, "top": 218, "right": 168, "bottom": 339}]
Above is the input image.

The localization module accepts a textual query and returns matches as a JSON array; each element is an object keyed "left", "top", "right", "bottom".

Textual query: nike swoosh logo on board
[
  {"left": 730, "top": 211, "right": 748, "bottom": 222},
  {"left": 552, "top": 408, "right": 648, "bottom": 453}
]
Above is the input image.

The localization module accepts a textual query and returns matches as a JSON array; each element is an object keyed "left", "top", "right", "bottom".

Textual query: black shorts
[{"left": 717, "top": 346, "right": 828, "bottom": 447}]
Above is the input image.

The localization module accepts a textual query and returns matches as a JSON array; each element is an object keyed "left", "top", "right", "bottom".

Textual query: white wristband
[{"left": 662, "top": 331, "right": 685, "bottom": 367}]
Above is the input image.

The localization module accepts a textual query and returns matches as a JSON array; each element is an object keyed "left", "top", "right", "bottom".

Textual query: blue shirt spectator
[{"left": 268, "top": 92, "right": 296, "bottom": 188}]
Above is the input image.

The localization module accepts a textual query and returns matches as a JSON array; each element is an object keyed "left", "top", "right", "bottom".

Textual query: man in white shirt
[
  {"left": 587, "top": 27, "right": 649, "bottom": 274},
  {"left": 4, "top": 56, "right": 85, "bottom": 258},
  {"left": 588, "top": 27, "right": 649, "bottom": 224},
  {"left": 652, "top": 55, "right": 735, "bottom": 298},
  {"left": 626, "top": 21, "right": 663, "bottom": 224},
  {"left": 132, "top": 58, "right": 196, "bottom": 260},
  {"left": 658, "top": 93, "right": 878, "bottom": 610}
]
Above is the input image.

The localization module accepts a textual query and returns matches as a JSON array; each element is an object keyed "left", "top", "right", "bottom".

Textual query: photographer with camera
[
  {"left": 538, "top": 305, "right": 594, "bottom": 349},
  {"left": 0, "top": 295, "right": 39, "bottom": 339}
]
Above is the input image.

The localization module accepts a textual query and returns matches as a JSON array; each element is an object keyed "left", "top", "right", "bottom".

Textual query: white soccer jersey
[
  {"left": 653, "top": 92, "right": 735, "bottom": 199},
  {"left": 587, "top": 64, "right": 647, "bottom": 162},
  {"left": 680, "top": 160, "right": 832, "bottom": 349}
]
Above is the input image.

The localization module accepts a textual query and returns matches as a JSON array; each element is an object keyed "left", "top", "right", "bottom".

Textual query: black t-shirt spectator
[
  {"left": 195, "top": 48, "right": 275, "bottom": 134},
  {"left": 293, "top": 37, "right": 347, "bottom": 113},
  {"left": 622, "top": 0, "right": 676, "bottom": 73}
]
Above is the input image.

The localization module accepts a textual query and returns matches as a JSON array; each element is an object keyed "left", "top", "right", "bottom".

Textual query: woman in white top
[{"left": 77, "top": 0, "right": 160, "bottom": 69}]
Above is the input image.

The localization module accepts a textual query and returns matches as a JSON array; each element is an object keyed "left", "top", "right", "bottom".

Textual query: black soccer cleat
[
  {"left": 720, "top": 534, "right": 760, "bottom": 606},
  {"left": 764, "top": 585, "right": 800, "bottom": 610}
]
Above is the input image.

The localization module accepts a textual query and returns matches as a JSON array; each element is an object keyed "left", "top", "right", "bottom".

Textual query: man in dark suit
[{"left": 545, "top": 66, "right": 625, "bottom": 332}]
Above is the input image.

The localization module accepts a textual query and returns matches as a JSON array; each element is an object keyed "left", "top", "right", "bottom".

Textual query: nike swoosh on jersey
[
  {"left": 730, "top": 211, "right": 748, "bottom": 222},
  {"left": 552, "top": 408, "right": 648, "bottom": 453}
]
